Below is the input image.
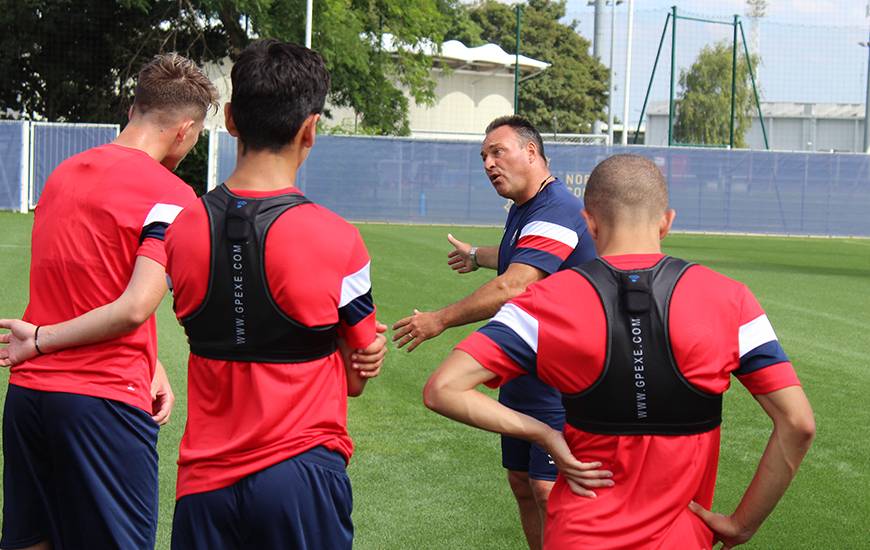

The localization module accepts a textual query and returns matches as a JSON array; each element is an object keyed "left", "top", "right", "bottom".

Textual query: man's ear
[
  {"left": 224, "top": 103, "right": 238, "bottom": 137},
  {"left": 659, "top": 209, "right": 676, "bottom": 240},
  {"left": 526, "top": 139, "right": 537, "bottom": 164},
  {"left": 127, "top": 105, "right": 135, "bottom": 121},
  {"left": 582, "top": 208, "right": 599, "bottom": 241},
  {"left": 300, "top": 113, "right": 320, "bottom": 149},
  {"left": 176, "top": 119, "right": 196, "bottom": 143}
]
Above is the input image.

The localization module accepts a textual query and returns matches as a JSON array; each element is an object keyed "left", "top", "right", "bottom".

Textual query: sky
[{"left": 551, "top": 0, "right": 870, "bottom": 127}]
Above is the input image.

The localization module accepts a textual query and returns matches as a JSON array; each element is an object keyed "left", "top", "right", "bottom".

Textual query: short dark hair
[
  {"left": 230, "top": 40, "right": 331, "bottom": 152},
  {"left": 134, "top": 53, "right": 218, "bottom": 120},
  {"left": 584, "top": 154, "right": 669, "bottom": 224},
  {"left": 485, "top": 115, "right": 546, "bottom": 162}
]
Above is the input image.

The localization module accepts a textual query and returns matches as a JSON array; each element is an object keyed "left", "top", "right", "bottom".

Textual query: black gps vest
[
  {"left": 562, "top": 257, "right": 722, "bottom": 435},
  {"left": 180, "top": 184, "right": 338, "bottom": 363}
]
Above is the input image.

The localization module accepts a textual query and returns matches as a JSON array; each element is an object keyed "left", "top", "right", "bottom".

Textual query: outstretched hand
[
  {"left": 446, "top": 233, "right": 476, "bottom": 273},
  {"left": 392, "top": 310, "right": 445, "bottom": 352},
  {"left": 542, "top": 428, "right": 614, "bottom": 498},
  {"left": 0, "top": 319, "right": 39, "bottom": 367},
  {"left": 688, "top": 501, "right": 754, "bottom": 549}
]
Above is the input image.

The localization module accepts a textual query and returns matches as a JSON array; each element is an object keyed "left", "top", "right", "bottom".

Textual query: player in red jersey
[
  {"left": 1, "top": 42, "right": 386, "bottom": 549},
  {"left": 0, "top": 54, "right": 218, "bottom": 549},
  {"left": 424, "top": 154, "right": 815, "bottom": 549},
  {"left": 164, "top": 39, "right": 386, "bottom": 550}
]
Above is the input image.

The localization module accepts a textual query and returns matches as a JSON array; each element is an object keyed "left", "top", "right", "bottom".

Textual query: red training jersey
[
  {"left": 11, "top": 144, "right": 196, "bottom": 412},
  {"left": 165, "top": 185, "right": 377, "bottom": 499},
  {"left": 456, "top": 254, "right": 800, "bottom": 550}
]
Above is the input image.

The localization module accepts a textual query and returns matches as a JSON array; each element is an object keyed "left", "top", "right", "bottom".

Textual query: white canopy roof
[{"left": 380, "top": 33, "right": 550, "bottom": 74}]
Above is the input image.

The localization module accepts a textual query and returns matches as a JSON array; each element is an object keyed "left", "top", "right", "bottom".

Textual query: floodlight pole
[
  {"left": 729, "top": 15, "right": 739, "bottom": 149},
  {"left": 305, "top": 0, "right": 313, "bottom": 48},
  {"left": 864, "top": 30, "right": 870, "bottom": 153},
  {"left": 593, "top": 0, "right": 605, "bottom": 134},
  {"left": 621, "top": 0, "right": 634, "bottom": 145},
  {"left": 514, "top": 4, "right": 522, "bottom": 114},
  {"left": 667, "top": 5, "right": 676, "bottom": 146},
  {"left": 607, "top": 0, "right": 618, "bottom": 145}
]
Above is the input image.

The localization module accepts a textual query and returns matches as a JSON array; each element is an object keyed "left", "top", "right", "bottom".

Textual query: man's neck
[
  {"left": 595, "top": 227, "right": 664, "bottom": 257},
  {"left": 513, "top": 169, "right": 553, "bottom": 206},
  {"left": 225, "top": 147, "right": 302, "bottom": 192},
  {"left": 112, "top": 123, "right": 168, "bottom": 163}
]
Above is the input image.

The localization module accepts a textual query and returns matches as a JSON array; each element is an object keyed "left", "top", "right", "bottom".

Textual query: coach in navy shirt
[{"left": 393, "top": 115, "right": 595, "bottom": 550}]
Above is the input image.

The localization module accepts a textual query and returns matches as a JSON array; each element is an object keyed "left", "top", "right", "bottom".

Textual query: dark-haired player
[
  {"left": 163, "top": 40, "right": 385, "bottom": 549},
  {"left": 0, "top": 53, "right": 218, "bottom": 549},
  {"left": 393, "top": 115, "right": 594, "bottom": 549},
  {"left": 424, "top": 154, "right": 815, "bottom": 549}
]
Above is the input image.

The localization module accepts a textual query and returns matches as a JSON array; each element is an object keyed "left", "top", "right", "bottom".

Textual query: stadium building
[
  {"left": 645, "top": 100, "right": 867, "bottom": 152},
  {"left": 203, "top": 36, "right": 550, "bottom": 140}
]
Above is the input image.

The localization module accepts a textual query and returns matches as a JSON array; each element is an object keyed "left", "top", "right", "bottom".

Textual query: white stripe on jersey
[
  {"left": 518, "top": 220, "right": 579, "bottom": 249},
  {"left": 738, "top": 314, "right": 778, "bottom": 357},
  {"left": 491, "top": 303, "right": 539, "bottom": 353},
  {"left": 339, "top": 261, "right": 371, "bottom": 307},
  {"left": 143, "top": 203, "right": 184, "bottom": 227}
]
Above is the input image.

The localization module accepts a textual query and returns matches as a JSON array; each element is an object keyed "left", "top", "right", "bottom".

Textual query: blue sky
[{"left": 555, "top": 0, "right": 869, "bottom": 127}]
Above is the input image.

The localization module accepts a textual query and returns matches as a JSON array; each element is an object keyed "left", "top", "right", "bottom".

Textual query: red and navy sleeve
[
  {"left": 734, "top": 287, "right": 800, "bottom": 394},
  {"left": 337, "top": 229, "right": 376, "bottom": 349},
  {"left": 137, "top": 186, "right": 197, "bottom": 267},
  {"left": 511, "top": 204, "right": 581, "bottom": 274},
  {"left": 455, "top": 293, "right": 540, "bottom": 388}
]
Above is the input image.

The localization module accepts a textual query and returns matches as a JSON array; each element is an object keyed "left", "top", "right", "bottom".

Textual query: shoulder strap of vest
[{"left": 184, "top": 184, "right": 312, "bottom": 324}]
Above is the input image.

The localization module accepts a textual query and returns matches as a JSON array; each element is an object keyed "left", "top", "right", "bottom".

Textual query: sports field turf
[{"left": 1, "top": 211, "right": 868, "bottom": 549}]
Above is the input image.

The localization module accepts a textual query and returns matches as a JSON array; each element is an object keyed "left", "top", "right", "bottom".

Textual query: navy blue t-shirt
[{"left": 497, "top": 179, "right": 595, "bottom": 412}]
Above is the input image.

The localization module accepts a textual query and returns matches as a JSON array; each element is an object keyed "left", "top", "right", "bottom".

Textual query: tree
[
  {"left": 0, "top": 0, "right": 464, "bottom": 191},
  {"left": 0, "top": 0, "right": 226, "bottom": 123},
  {"left": 196, "top": 0, "right": 454, "bottom": 135},
  {"left": 0, "top": 0, "right": 461, "bottom": 135},
  {"left": 448, "top": 0, "right": 609, "bottom": 134},
  {"left": 673, "top": 41, "right": 759, "bottom": 148}
]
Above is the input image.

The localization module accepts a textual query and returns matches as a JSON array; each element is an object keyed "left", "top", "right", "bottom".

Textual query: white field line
[{"left": 766, "top": 298, "right": 866, "bottom": 332}]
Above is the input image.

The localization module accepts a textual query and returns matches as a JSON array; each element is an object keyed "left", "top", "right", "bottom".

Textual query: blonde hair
[{"left": 133, "top": 53, "right": 219, "bottom": 120}]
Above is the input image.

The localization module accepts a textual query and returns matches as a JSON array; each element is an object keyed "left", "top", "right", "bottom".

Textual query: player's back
[
  {"left": 165, "top": 185, "right": 376, "bottom": 499},
  {"left": 461, "top": 253, "right": 799, "bottom": 548},
  {"left": 532, "top": 256, "right": 798, "bottom": 548},
  {"left": 12, "top": 143, "right": 195, "bottom": 411}
]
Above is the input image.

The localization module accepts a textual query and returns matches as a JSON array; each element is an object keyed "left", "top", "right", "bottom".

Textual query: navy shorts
[
  {"left": 1, "top": 384, "right": 159, "bottom": 550},
  {"left": 501, "top": 409, "right": 565, "bottom": 481},
  {"left": 172, "top": 446, "right": 353, "bottom": 550}
]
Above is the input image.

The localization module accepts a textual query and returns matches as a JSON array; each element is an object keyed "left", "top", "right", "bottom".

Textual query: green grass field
[{"left": 1, "top": 211, "right": 869, "bottom": 549}]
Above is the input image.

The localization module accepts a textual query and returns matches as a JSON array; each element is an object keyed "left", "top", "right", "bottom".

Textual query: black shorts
[
  {"left": 2, "top": 384, "right": 159, "bottom": 550},
  {"left": 172, "top": 446, "right": 354, "bottom": 550},
  {"left": 501, "top": 408, "right": 565, "bottom": 481}
]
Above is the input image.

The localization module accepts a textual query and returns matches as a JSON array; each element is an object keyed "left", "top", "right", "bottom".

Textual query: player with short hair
[
  {"left": 0, "top": 53, "right": 218, "bottom": 550},
  {"left": 393, "top": 115, "right": 595, "bottom": 549},
  {"left": 163, "top": 39, "right": 384, "bottom": 549},
  {"left": 424, "top": 154, "right": 815, "bottom": 549}
]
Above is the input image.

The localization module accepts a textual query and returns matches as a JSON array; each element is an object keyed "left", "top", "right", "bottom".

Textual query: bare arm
[
  {"left": 690, "top": 386, "right": 815, "bottom": 548},
  {"left": 473, "top": 246, "right": 499, "bottom": 269},
  {"left": 392, "top": 262, "right": 545, "bottom": 352},
  {"left": 423, "top": 349, "right": 614, "bottom": 497},
  {"left": 0, "top": 255, "right": 167, "bottom": 365},
  {"left": 341, "top": 322, "right": 388, "bottom": 397}
]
